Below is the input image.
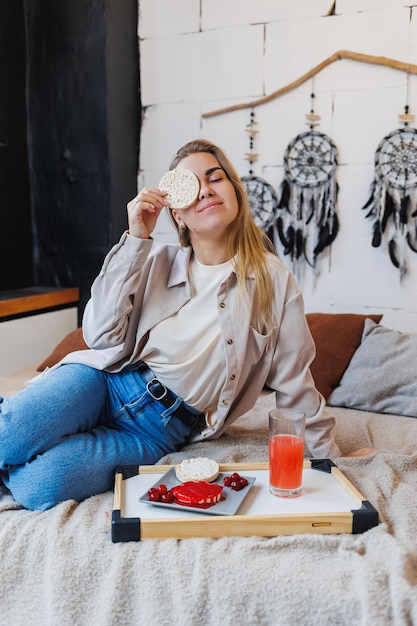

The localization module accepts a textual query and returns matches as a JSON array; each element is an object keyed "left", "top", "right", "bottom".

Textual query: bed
[{"left": 1, "top": 313, "right": 417, "bottom": 625}]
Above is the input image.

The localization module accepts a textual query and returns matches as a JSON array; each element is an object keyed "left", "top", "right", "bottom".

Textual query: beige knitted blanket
[{"left": 1, "top": 374, "right": 417, "bottom": 626}]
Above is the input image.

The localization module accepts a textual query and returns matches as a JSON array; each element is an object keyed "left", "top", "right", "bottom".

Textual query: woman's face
[{"left": 171, "top": 151, "right": 239, "bottom": 244}]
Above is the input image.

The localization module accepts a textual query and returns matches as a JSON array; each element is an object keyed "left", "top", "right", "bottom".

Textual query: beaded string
[
  {"left": 244, "top": 109, "right": 259, "bottom": 175},
  {"left": 398, "top": 66, "right": 415, "bottom": 127},
  {"left": 399, "top": 19, "right": 414, "bottom": 127},
  {"left": 305, "top": 82, "right": 321, "bottom": 128}
]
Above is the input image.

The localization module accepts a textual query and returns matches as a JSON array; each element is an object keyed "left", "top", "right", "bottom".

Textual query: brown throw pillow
[
  {"left": 37, "top": 327, "right": 88, "bottom": 371},
  {"left": 306, "top": 313, "right": 382, "bottom": 400}
]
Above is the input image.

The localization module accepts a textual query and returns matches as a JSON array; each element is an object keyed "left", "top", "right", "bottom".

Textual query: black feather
[
  {"left": 388, "top": 239, "right": 400, "bottom": 268},
  {"left": 313, "top": 227, "right": 329, "bottom": 257},
  {"left": 266, "top": 224, "right": 275, "bottom": 242},
  {"left": 399, "top": 195, "right": 409, "bottom": 224},
  {"left": 362, "top": 183, "right": 376, "bottom": 212},
  {"left": 297, "top": 192, "right": 304, "bottom": 221},
  {"left": 285, "top": 225, "right": 295, "bottom": 257},
  {"left": 278, "top": 180, "right": 291, "bottom": 210},
  {"left": 306, "top": 196, "right": 315, "bottom": 224},
  {"left": 316, "top": 192, "right": 327, "bottom": 227},
  {"left": 276, "top": 217, "right": 289, "bottom": 247},
  {"left": 406, "top": 231, "right": 417, "bottom": 253},
  {"left": 313, "top": 213, "right": 339, "bottom": 259},
  {"left": 303, "top": 237, "right": 315, "bottom": 267},
  {"left": 313, "top": 213, "right": 339, "bottom": 258},
  {"left": 381, "top": 194, "right": 394, "bottom": 232},
  {"left": 276, "top": 217, "right": 295, "bottom": 256},
  {"left": 372, "top": 220, "right": 382, "bottom": 247},
  {"left": 295, "top": 229, "right": 304, "bottom": 259}
]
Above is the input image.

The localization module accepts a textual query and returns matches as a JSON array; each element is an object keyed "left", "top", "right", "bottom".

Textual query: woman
[{"left": 0, "top": 139, "right": 371, "bottom": 511}]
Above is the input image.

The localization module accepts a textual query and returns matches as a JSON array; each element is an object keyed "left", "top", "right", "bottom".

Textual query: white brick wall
[{"left": 138, "top": 0, "right": 417, "bottom": 331}]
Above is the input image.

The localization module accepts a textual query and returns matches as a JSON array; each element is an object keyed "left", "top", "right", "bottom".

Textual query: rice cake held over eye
[{"left": 158, "top": 168, "right": 200, "bottom": 209}]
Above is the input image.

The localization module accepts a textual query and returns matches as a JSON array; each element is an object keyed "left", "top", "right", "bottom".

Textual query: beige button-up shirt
[{"left": 56, "top": 232, "right": 340, "bottom": 459}]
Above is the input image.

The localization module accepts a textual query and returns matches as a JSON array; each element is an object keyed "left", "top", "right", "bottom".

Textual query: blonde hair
[{"left": 168, "top": 139, "right": 277, "bottom": 335}]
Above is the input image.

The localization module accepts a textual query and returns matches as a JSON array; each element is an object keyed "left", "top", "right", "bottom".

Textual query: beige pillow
[{"left": 328, "top": 319, "right": 417, "bottom": 416}]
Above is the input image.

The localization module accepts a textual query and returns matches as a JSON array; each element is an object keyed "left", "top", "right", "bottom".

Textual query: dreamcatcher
[
  {"left": 241, "top": 110, "right": 279, "bottom": 239},
  {"left": 362, "top": 110, "right": 417, "bottom": 279},
  {"left": 241, "top": 175, "right": 279, "bottom": 236},
  {"left": 276, "top": 94, "right": 339, "bottom": 277}
]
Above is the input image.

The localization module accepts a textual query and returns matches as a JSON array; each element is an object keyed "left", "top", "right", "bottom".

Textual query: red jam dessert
[{"left": 172, "top": 481, "right": 223, "bottom": 506}]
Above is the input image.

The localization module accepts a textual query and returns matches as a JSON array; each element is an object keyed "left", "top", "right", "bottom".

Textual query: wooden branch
[{"left": 202, "top": 50, "right": 417, "bottom": 119}]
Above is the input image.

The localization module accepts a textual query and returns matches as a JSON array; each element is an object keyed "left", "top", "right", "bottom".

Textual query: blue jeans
[{"left": 0, "top": 363, "right": 203, "bottom": 511}]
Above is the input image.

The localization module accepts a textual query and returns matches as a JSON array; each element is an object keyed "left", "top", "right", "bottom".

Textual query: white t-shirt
[{"left": 141, "top": 256, "right": 232, "bottom": 425}]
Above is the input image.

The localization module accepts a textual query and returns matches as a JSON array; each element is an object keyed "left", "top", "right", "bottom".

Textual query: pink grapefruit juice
[{"left": 269, "top": 434, "right": 304, "bottom": 490}]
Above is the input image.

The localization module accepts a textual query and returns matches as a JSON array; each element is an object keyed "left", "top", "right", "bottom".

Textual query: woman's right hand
[{"left": 127, "top": 188, "right": 169, "bottom": 239}]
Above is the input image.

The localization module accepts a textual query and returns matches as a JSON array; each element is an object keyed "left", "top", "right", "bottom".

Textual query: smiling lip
[{"left": 198, "top": 201, "right": 222, "bottom": 212}]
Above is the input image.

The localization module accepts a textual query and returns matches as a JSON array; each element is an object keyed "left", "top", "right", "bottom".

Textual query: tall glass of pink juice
[{"left": 269, "top": 409, "right": 305, "bottom": 498}]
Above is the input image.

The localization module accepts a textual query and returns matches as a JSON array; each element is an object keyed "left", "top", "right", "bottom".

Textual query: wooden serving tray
[{"left": 111, "top": 460, "right": 379, "bottom": 543}]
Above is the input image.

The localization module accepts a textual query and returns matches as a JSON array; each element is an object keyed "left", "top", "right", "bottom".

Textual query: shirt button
[
  {"left": 227, "top": 339, "right": 233, "bottom": 345},
  {"left": 220, "top": 302, "right": 227, "bottom": 308},
  {"left": 221, "top": 400, "right": 229, "bottom": 406},
  {"left": 230, "top": 374, "right": 236, "bottom": 380}
]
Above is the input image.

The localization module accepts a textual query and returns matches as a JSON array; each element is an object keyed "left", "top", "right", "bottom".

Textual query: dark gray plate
[{"left": 138, "top": 467, "right": 256, "bottom": 516}]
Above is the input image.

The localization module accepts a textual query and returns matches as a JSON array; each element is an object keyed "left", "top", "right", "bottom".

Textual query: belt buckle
[{"left": 146, "top": 378, "right": 168, "bottom": 402}]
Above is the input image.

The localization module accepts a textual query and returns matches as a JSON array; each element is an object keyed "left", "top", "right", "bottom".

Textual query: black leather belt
[{"left": 136, "top": 362, "right": 200, "bottom": 428}]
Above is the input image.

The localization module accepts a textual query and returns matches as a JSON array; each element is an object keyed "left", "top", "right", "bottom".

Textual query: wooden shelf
[{"left": 0, "top": 287, "right": 80, "bottom": 319}]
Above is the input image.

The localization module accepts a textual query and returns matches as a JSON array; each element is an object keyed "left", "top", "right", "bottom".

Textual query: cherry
[
  {"left": 223, "top": 472, "right": 249, "bottom": 491},
  {"left": 148, "top": 483, "right": 170, "bottom": 502}
]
